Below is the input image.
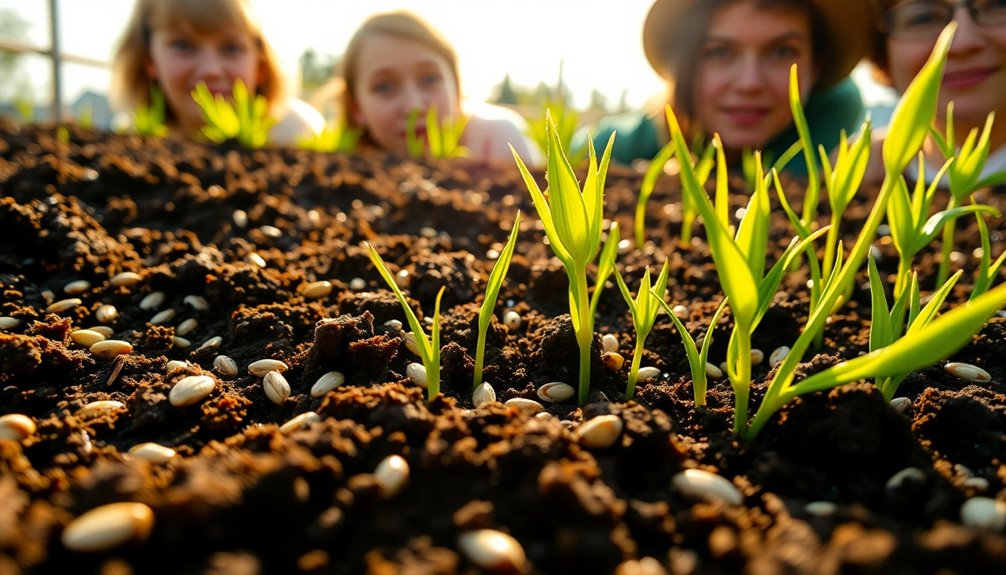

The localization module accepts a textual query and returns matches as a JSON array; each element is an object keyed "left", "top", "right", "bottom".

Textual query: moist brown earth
[{"left": 1, "top": 120, "right": 1005, "bottom": 574}]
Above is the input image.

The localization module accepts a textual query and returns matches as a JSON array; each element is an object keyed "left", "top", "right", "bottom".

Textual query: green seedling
[
  {"left": 406, "top": 105, "right": 469, "bottom": 159},
  {"left": 614, "top": 261, "right": 670, "bottom": 399},
  {"left": 299, "top": 120, "right": 360, "bottom": 153},
  {"left": 972, "top": 205, "right": 1006, "bottom": 300},
  {"left": 366, "top": 243, "right": 446, "bottom": 401},
  {"left": 635, "top": 142, "right": 675, "bottom": 248},
  {"left": 528, "top": 99, "right": 585, "bottom": 165},
  {"left": 590, "top": 221, "right": 621, "bottom": 320},
  {"left": 192, "top": 79, "right": 275, "bottom": 148},
  {"left": 655, "top": 294, "right": 728, "bottom": 406},
  {"left": 512, "top": 110, "right": 615, "bottom": 405},
  {"left": 130, "top": 83, "right": 168, "bottom": 138},
  {"left": 473, "top": 211, "right": 521, "bottom": 388}
]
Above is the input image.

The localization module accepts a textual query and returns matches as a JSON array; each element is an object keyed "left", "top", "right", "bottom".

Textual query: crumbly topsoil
[{"left": 1, "top": 121, "right": 1005, "bottom": 574}]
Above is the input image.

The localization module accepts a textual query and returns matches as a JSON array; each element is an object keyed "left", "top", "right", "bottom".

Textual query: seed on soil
[
  {"left": 964, "top": 477, "right": 990, "bottom": 492},
  {"left": 302, "top": 280, "right": 333, "bottom": 300},
  {"left": 384, "top": 319, "right": 403, "bottom": 332},
  {"left": 176, "top": 318, "right": 198, "bottom": 336},
  {"left": 750, "top": 348, "right": 764, "bottom": 366},
  {"left": 504, "top": 397, "right": 544, "bottom": 414},
  {"left": 263, "top": 371, "right": 291, "bottom": 404},
  {"left": 165, "top": 360, "right": 190, "bottom": 372},
  {"left": 249, "top": 359, "right": 288, "bottom": 377},
  {"left": 576, "top": 414, "right": 623, "bottom": 448},
  {"left": 60, "top": 502, "right": 155, "bottom": 553},
  {"left": 46, "top": 298, "right": 82, "bottom": 314},
  {"left": 394, "top": 269, "right": 409, "bottom": 288},
  {"left": 279, "top": 411, "right": 321, "bottom": 434},
  {"left": 769, "top": 346, "right": 790, "bottom": 368},
  {"left": 232, "top": 209, "right": 248, "bottom": 228},
  {"left": 537, "top": 382, "right": 575, "bottom": 403},
  {"left": 672, "top": 304, "right": 689, "bottom": 319},
  {"left": 311, "top": 371, "right": 345, "bottom": 397},
  {"left": 602, "top": 351, "right": 625, "bottom": 372},
  {"left": 472, "top": 382, "right": 496, "bottom": 408},
  {"left": 955, "top": 463, "right": 975, "bottom": 479},
  {"left": 41, "top": 289, "right": 54, "bottom": 304},
  {"left": 78, "top": 400, "right": 126, "bottom": 418},
  {"left": 128, "top": 443, "right": 176, "bottom": 464},
  {"left": 403, "top": 332, "right": 421, "bottom": 356},
  {"left": 374, "top": 454, "right": 409, "bottom": 498},
  {"left": 259, "top": 224, "right": 282, "bottom": 238},
  {"left": 349, "top": 277, "right": 366, "bottom": 290},
  {"left": 71, "top": 329, "right": 106, "bottom": 347},
  {"left": 961, "top": 497, "right": 1006, "bottom": 531},
  {"left": 183, "top": 295, "right": 209, "bottom": 311},
  {"left": 601, "top": 333, "right": 619, "bottom": 353},
  {"left": 0, "top": 414, "right": 36, "bottom": 441},
  {"left": 63, "top": 279, "right": 91, "bottom": 294},
  {"left": 213, "top": 355, "right": 239, "bottom": 378},
  {"left": 706, "top": 362, "right": 723, "bottom": 378},
  {"left": 172, "top": 336, "right": 191, "bottom": 349},
  {"left": 139, "top": 291, "right": 165, "bottom": 310},
  {"left": 502, "top": 310, "right": 522, "bottom": 330},
  {"left": 0, "top": 316, "right": 21, "bottom": 329},
  {"left": 149, "top": 309, "right": 176, "bottom": 325},
  {"left": 109, "top": 271, "right": 143, "bottom": 287},
  {"left": 672, "top": 469, "right": 743, "bottom": 506},
  {"left": 804, "top": 501, "right": 838, "bottom": 517},
  {"left": 89, "top": 326, "right": 114, "bottom": 338},
  {"left": 458, "top": 529, "right": 528, "bottom": 572},
  {"left": 246, "top": 252, "right": 267, "bottom": 268},
  {"left": 95, "top": 304, "right": 118, "bottom": 323},
  {"left": 885, "top": 467, "right": 926, "bottom": 492},
  {"left": 406, "top": 363, "right": 427, "bottom": 387},
  {"left": 944, "top": 361, "right": 991, "bottom": 383},
  {"left": 89, "top": 340, "right": 133, "bottom": 359},
  {"left": 889, "top": 397, "right": 911, "bottom": 414},
  {"left": 637, "top": 366, "right": 662, "bottom": 382},
  {"left": 196, "top": 336, "right": 222, "bottom": 352},
  {"left": 169, "top": 374, "right": 215, "bottom": 407}
]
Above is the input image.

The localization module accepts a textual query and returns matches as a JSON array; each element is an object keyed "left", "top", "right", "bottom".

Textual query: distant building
[{"left": 70, "top": 90, "right": 112, "bottom": 129}]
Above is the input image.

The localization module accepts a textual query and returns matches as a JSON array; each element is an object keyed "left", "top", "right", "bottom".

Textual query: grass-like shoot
[
  {"left": 191, "top": 79, "right": 275, "bottom": 148},
  {"left": 299, "top": 121, "right": 360, "bottom": 153},
  {"left": 473, "top": 212, "right": 522, "bottom": 388},
  {"left": 972, "top": 208, "right": 1006, "bottom": 300},
  {"left": 406, "top": 105, "right": 469, "bottom": 159},
  {"left": 130, "top": 84, "right": 168, "bottom": 138},
  {"left": 528, "top": 99, "right": 585, "bottom": 165},
  {"left": 655, "top": 296, "right": 728, "bottom": 406},
  {"left": 614, "top": 262, "right": 669, "bottom": 399},
  {"left": 512, "top": 110, "right": 615, "bottom": 405},
  {"left": 366, "top": 243, "right": 446, "bottom": 401}
]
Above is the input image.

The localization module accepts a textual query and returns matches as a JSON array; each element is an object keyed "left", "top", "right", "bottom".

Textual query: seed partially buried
[{"left": 61, "top": 502, "right": 154, "bottom": 553}]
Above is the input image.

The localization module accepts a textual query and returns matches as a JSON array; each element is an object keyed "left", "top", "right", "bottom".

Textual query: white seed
[
  {"left": 964, "top": 477, "right": 990, "bottom": 492},
  {"left": 149, "top": 309, "right": 176, "bottom": 325},
  {"left": 672, "top": 469, "right": 743, "bottom": 506},
  {"left": 96, "top": 304, "right": 118, "bottom": 324},
  {"left": 213, "top": 355, "right": 239, "bottom": 378},
  {"left": 169, "top": 375, "right": 215, "bottom": 407},
  {"left": 374, "top": 454, "right": 410, "bottom": 498},
  {"left": 458, "top": 529, "right": 528, "bottom": 573},
  {"left": 249, "top": 359, "right": 288, "bottom": 377},
  {"left": 886, "top": 467, "right": 926, "bottom": 491},
  {"left": 139, "top": 291, "right": 165, "bottom": 310},
  {"left": 259, "top": 224, "right": 282, "bottom": 238},
  {"left": 311, "top": 371, "right": 345, "bottom": 397},
  {"left": 504, "top": 397, "right": 544, "bottom": 415},
  {"left": 90, "top": 340, "right": 133, "bottom": 359},
  {"left": 263, "top": 371, "right": 291, "bottom": 404},
  {"left": 750, "top": 348, "right": 764, "bottom": 366},
  {"left": 46, "top": 298, "right": 82, "bottom": 314},
  {"left": 89, "top": 326, "right": 114, "bottom": 338},
  {"left": 41, "top": 289, "right": 54, "bottom": 304},
  {"left": 394, "top": 269, "right": 409, "bottom": 288},
  {"left": 172, "top": 336, "right": 191, "bottom": 349},
  {"left": 247, "top": 252, "right": 267, "bottom": 268},
  {"left": 637, "top": 366, "right": 662, "bottom": 382},
  {"left": 196, "top": 336, "right": 222, "bottom": 352},
  {"left": 804, "top": 501, "right": 837, "bottom": 517},
  {"left": 279, "top": 411, "right": 321, "bottom": 434},
  {"left": 128, "top": 443, "right": 176, "bottom": 464},
  {"left": 403, "top": 332, "right": 421, "bottom": 356},
  {"left": 109, "top": 272, "right": 143, "bottom": 287},
  {"left": 601, "top": 333, "right": 619, "bottom": 353},
  {"left": 302, "top": 280, "right": 333, "bottom": 300},
  {"left": 534, "top": 411, "right": 553, "bottom": 420},
  {"left": 64, "top": 279, "right": 91, "bottom": 295},
  {"left": 165, "top": 360, "right": 190, "bottom": 372},
  {"left": 183, "top": 295, "right": 209, "bottom": 311},
  {"left": 61, "top": 502, "right": 155, "bottom": 553},
  {"left": 719, "top": 361, "right": 729, "bottom": 375},
  {"left": 406, "top": 363, "right": 428, "bottom": 387},
  {"left": 0, "top": 413, "right": 36, "bottom": 441},
  {"left": 78, "top": 400, "right": 126, "bottom": 418},
  {"left": 705, "top": 362, "right": 723, "bottom": 378},
  {"left": 232, "top": 209, "right": 248, "bottom": 228},
  {"left": 602, "top": 351, "right": 625, "bottom": 372},
  {"left": 672, "top": 304, "right": 689, "bottom": 319},
  {"left": 384, "top": 319, "right": 403, "bottom": 332},
  {"left": 472, "top": 382, "right": 496, "bottom": 408},
  {"left": 175, "top": 318, "right": 198, "bottom": 337},
  {"left": 537, "top": 382, "right": 575, "bottom": 403},
  {"left": 944, "top": 362, "right": 991, "bottom": 383},
  {"left": 71, "top": 329, "right": 106, "bottom": 347},
  {"left": 0, "top": 316, "right": 20, "bottom": 330},
  {"left": 769, "top": 346, "right": 790, "bottom": 368},
  {"left": 890, "top": 397, "right": 911, "bottom": 414},
  {"left": 961, "top": 497, "right": 1006, "bottom": 531},
  {"left": 349, "top": 277, "right": 366, "bottom": 291},
  {"left": 576, "top": 414, "right": 623, "bottom": 448},
  {"left": 502, "top": 310, "right": 522, "bottom": 330}
]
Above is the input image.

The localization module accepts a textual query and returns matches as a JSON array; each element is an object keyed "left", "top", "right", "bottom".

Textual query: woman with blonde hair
[{"left": 110, "top": 0, "right": 322, "bottom": 145}]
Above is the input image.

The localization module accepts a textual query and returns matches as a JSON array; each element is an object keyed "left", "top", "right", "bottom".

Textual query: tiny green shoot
[
  {"left": 406, "top": 105, "right": 469, "bottom": 159},
  {"left": 191, "top": 79, "right": 275, "bottom": 148},
  {"left": 473, "top": 211, "right": 522, "bottom": 388},
  {"left": 299, "top": 120, "right": 360, "bottom": 153},
  {"left": 614, "top": 262, "right": 670, "bottom": 399},
  {"left": 655, "top": 294, "right": 728, "bottom": 406},
  {"left": 130, "top": 83, "right": 168, "bottom": 138},
  {"left": 971, "top": 205, "right": 1006, "bottom": 299},
  {"left": 528, "top": 99, "right": 585, "bottom": 165}
]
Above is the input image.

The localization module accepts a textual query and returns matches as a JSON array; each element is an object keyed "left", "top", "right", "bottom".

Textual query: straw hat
[{"left": 642, "top": 0, "right": 873, "bottom": 90}]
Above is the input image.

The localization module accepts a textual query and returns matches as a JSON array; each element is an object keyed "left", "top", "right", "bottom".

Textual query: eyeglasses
[{"left": 884, "top": 0, "right": 1006, "bottom": 40}]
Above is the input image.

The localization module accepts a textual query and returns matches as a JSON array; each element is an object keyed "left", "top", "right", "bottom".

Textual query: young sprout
[
  {"left": 971, "top": 206, "right": 1006, "bottom": 300},
  {"left": 191, "top": 79, "right": 275, "bottom": 148},
  {"left": 473, "top": 212, "right": 521, "bottom": 388},
  {"left": 590, "top": 221, "right": 621, "bottom": 320},
  {"left": 527, "top": 99, "right": 585, "bottom": 164},
  {"left": 406, "top": 105, "right": 469, "bottom": 159},
  {"left": 614, "top": 262, "right": 669, "bottom": 399},
  {"left": 512, "top": 110, "right": 615, "bottom": 405},
  {"left": 655, "top": 296, "right": 728, "bottom": 406},
  {"left": 299, "top": 120, "right": 360, "bottom": 153},
  {"left": 366, "top": 243, "right": 446, "bottom": 401},
  {"left": 130, "top": 83, "right": 168, "bottom": 137}
]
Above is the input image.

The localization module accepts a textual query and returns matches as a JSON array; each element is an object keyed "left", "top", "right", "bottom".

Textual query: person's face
[
  {"left": 350, "top": 33, "right": 459, "bottom": 152},
  {"left": 691, "top": 1, "right": 816, "bottom": 152},
  {"left": 885, "top": 0, "right": 1006, "bottom": 129},
  {"left": 146, "top": 23, "right": 262, "bottom": 135}
]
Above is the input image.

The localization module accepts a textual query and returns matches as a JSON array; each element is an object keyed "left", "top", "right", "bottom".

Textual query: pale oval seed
[
  {"left": 804, "top": 501, "right": 838, "bottom": 517},
  {"left": 61, "top": 502, "right": 154, "bottom": 553},
  {"left": 169, "top": 375, "right": 215, "bottom": 407},
  {"left": 64, "top": 279, "right": 91, "bottom": 295},
  {"left": 71, "top": 329, "right": 106, "bottom": 347},
  {"left": 602, "top": 351, "right": 625, "bottom": 372},
  {"left": 672, "top": 304, "right": 689, "bottom": 319},
  {"left": 406, "top": 362, "right": 427, "bottom": 387},
  {"left": 247, "top": 252, "right": 267, "bottom": 268},
  {"left": 263, "top": 371, "right": 291, "bottom": 404},
  {"left": 279, "top": 411, "right": 321, "bottom": 434},
  {"left": 47, "top": 298, "right": 82, "bottom": 314},
  {"left": 0, "top": 316, "right": 21, "bottom": 330},
  {"left": 636, "top": 366, "right": 662, "bottom": 382},
  {"left": 176, "top": 318, "right": 198, "bottom": 337},
  {"left": 705, "top": 362, "right": 723, "bottom": 378},
  {"left": 196, "top": 336, "right": 222, "bottom": 352},
  {"left": 403, "top": 332, "right": 421, "bottom": 357},
  {"left": 672, "top": 469, "right": 743, "bottom": 506},
  {"left": 384, "top": 319, "right": 403, "bottom": 332},
  {"left": 78, "top": 400, "right": 126, "bottom": 418},
  {"left": 750, "top": 348, "right": 765, "bottom": 366},
  {"left": 576, "top": 414, "right": 623, "bottom": 449},
  {"left": 149, "top": 309, "right": 175, "bottom": 325},
  {"left": 472, "top": 382, "right": 496, "bottom": 408},
  {"left": 375, "top": 454, "right": 410, "bottom": 498},
  {"left": 95, "top": 304, "right": 118, "bottom": 324},
  {"left": 458, "top": 529, "right": 527, "bottom": 573},
  {"left": 349, "top": 277, "right": 367, "bottom": 291},
  {"left": 769, "top": 346, "right": 790, "bottom": 368},
  {"left": 233, "top": 209, "right": 248, "bottom": 228},
  {"left": 890, "top": 397, "right": 911, "bottom": 414},
  {"left": 165, "top": 360, "right": 190, "bottom": 372},
  {"left": 944, "top": 362, "right": 992, "bottom": 383},
  {"left": 213, "top": 355, "right": 239, "bottom": 378},
  {"left": 302, "top": 280, "right": 333, "bottom": 300},
  {"left": 601, "top": 333, "right": 619, "bottom": 353},
  {"left": 249, "top": 359, "right": 288, "bottom": 377},
  {"left": 502, "top": 310, "right": 522, "bottom": 330},
  {"left": 89, "top": 326, "right": 114, "bottom": 338},
  {"left": 183, "top": 295, "right": 209, "bottom": 311},
  {"left": 0, "top": 413, "right": 36, "bottom": 441},
  {"left": 504, "top": 397, "right": 544, "bottom": 414},
  {"left": 537, "top": 382, "right": 575, "bottom": 403},
  {"left": 172, "top": 336, "right": 191, "bottom": 349},
  {"left": 109, "top": 272, "right": 143, "bottom": 287},
  {"left": 961, "top": 497, "right": 1006, "bottom": 531},
  {"left": 311, "top": 371, "right": 346, "bottom": 397},
  {"left": 128, "top": 443, "right": 176, "bottom": 464},
  {"left": 90, "top": 340, "right": 133, "bottom": 359},
  {"left": 886, "top": 467, "right": 926, "bottom": 492},
  {"left": 964, "top": 477, "right": 990, "bottom": 492},
  {"left": 139, "top": 291, "right": 165, "bottom": 310}
]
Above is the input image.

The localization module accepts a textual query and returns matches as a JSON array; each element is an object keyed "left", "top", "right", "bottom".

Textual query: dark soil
[{"left": 1, "top": 120, "right": 1005, "bottom": 574}]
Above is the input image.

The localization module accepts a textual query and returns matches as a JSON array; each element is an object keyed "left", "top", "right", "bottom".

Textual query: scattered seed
[
  {"left": 109, "top": 272, "right": 143, "bottom": 287},
  {"left": 259, "top": 224, "right": 282, "bottom": 238},
  {"left": 672, "top": 469, "right": 743, "bottom": 506},
  {"left": 804, "top": 501, "right": 837, "bottom": 517},
  {"left": 406, "top": 362, "right": 427, "bottom": 387},
  {"left": 78, "top": 400, "right": 126, "bottom": 418},
  {"left": 71, "top": 329, "right": 106, "bottom": 347},
  {"left": 769, "top": 346, "right": 790, "bottom": 368},
  {"left": 64, "top": 279, "right": 91, "bottom": 295},
  {"left": 502, "top": 310, "right": 522, "bottom": 330},
  {"left": 149, "top": 309, "right": 176, "bottom": 325},
  {"left": 964, "top": 477, "right": 990, "bottom": 492},
  {"left": 61, "top": 502, "right": 155, "bottom": 553},
  {"left": 183, "top": 295, "right": 209, "bottom": 311},
  {"left": 672, "top": 304, "right": 689, "bottom": 319},
  {"left": 165, "top": 360, "right": 190, "bottom": 372},
  {"left": 175, "top": 318, "right": 198, "bottom": 337},
  {"left": 458, "top": 529, "right": 528, "bottom": 573},
  {"left": 637, "top": 366, "right": 662, "bottom": 382},
  {"left": 384, "top": 319, "right": 403, "bottom": 332},
  {"left": 139, "top": 291, "right": 165, "bottom": 310},
  {"left": 246, "top": 252, "right": 267, "bottom": 268},
  {"left": 504, "top": 397, "right": 544, "bottom": 415},
  {"left": 537, "top": 381, "right": 575, "bottom": 403},
  {"left": 534, "top": 411, "right": 553, "bottom": 420},
  {"left": 41, "top": 289, "right": 54, "bottom": 304},
  {"left": 249, "top": 359, "right": 288, "bottom": 377},
  {"left": 602, "top": 351, "right": 625, "bottom": 372},
  {"left": 955, "top": 463, "right": 975, "bottom": 478},
  {"left": 944, "top": 362, "right": 991, "bottom": 383},
  {"left": 90, "top": 340, "right": 133, "bottom": 359},
  {"left": 374, "top": 454, "right": 410, "bottom": 498},
  {"left": 472, "top": 382, "right": 496, "bottom": 408},
  {"left": 0, "top": 316, "right": 21, "bottom": 330},
  {"left": 263, "top": 371, "right": 291, "bottom": 404},
  {"left": 706, "top": 362, "right": 723, "bottom": 378},
  {"left": 349, "top": 277, "right": 366, "bottom": 291},
  {"left": 233, "top": 209, "right": 248, "bottom": 228},
  {"left": 302, "top": 280, "right": 333, "bottom": 300},
  {"left": 750, "top": 348, "right": 764, "bottom": 366},
  {"left": 128, "top": 443, "right": 176, "bottom": 464},
  {"left": 424, "top": 316, "right": 434, "bottom": 327},
  {"left": 279, "top": 411, "right": 321, "bottom": 434},
  {"left": 195, "top": 336, "right": 222, "bottom": 352},
  {"left": 172, "top": 336, "right": 191, "bottom": 349},
  {"left": 311, "top": 371, "right": 345, "bottom": 397},
  {"left": 169, "top": 375, "right": 215, "bottom": 407},
  {"left": 601, "top": 333, "right": 619, "bottom": 353},
  {"left": 0, "top": 413, "right": 36, "bottom": 441},
  {"left": 961, "top": 497, "right": 1006, "bottom": 531},
  {"left": 403, "top": 332, "right": 421, "bottom": 356},
  {"left": 394, "top": 269, "right": 409, "bottom": 288},
  {"left": 89, "top": 326, "right": 114, "bottom": 338},
  {"left": 96, "top": 304, "right": 118, "bottom": 324},
  {"left": 47, "top": 298, "right": 82, "bottom": 314},
  {"left": 213, "top": 355, "right": 239, "bottom": 378},
  {"left": 890, "top": 397, "right": 911, "bottom": 414},
  {"left": 576, "top": 414, "right": 623, "bottom": 448},
  {"left": 886, "top": 467, "right": 926, "bottom": 492}
]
